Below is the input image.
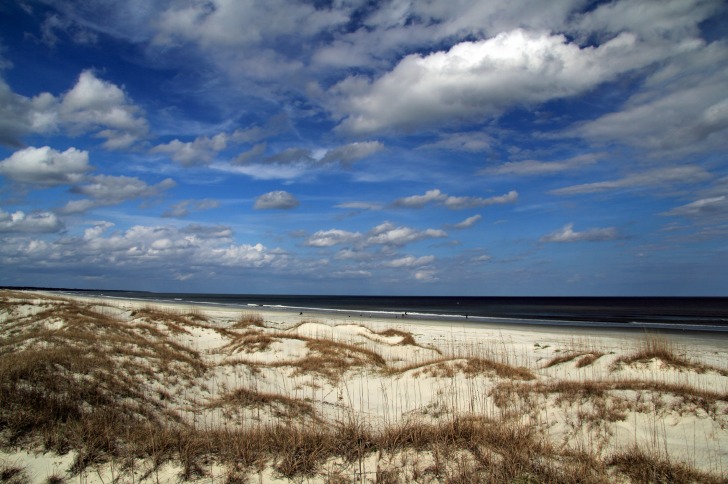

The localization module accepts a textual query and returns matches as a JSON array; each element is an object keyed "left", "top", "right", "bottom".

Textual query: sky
[{"left": 0, "top": 0, "right": 727, "bottom": 296}]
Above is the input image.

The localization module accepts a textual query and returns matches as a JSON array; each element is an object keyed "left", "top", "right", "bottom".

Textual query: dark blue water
[{"left": 60, "top": 290, "right": 728, "bottom": 333}]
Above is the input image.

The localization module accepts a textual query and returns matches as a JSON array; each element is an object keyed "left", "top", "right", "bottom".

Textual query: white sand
[{"left": 2, "top": 290, "right": 727, "bottom": 482}]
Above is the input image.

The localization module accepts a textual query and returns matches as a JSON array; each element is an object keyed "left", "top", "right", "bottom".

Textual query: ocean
[{"left": 59, "top": 290, "right": 728, "bottom": 334}]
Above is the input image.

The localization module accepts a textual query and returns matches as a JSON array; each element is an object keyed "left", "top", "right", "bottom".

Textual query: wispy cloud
[
  {"left": 393, "top": 189, "right": 517, "bottom": 209},
  {"left": 551, "top": 166, "right": 711, "bottom": 195},
  {"left": 540, "top": 223, "right": 618, "bottom": 243},
  {"left": 485, "top": 153, "right": 601, "bottom": 176}
]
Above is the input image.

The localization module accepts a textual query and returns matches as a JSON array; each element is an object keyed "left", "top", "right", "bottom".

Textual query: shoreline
[{"left": 51, "top": 289, "right": 728, "bottom": 337}]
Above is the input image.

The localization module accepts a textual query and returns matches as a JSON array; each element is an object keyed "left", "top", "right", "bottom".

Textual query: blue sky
[{"left": 1, "top": 0, "right": 727, "bottom": 296}]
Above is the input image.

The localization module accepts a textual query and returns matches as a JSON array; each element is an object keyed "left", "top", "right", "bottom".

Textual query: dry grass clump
[
  {"left": 612, "top": 335, "right": 728, "bottom": 376},
  {"left": 377, "top": 328, "right": 417, "bottom": 346},
  {"left": 0, "top": 461, "right": 30, "bottom": 484},
  {"left": 234, "top": 312, "right": 266, "bottom": 328},
  {"left": 387, "top": 356, "right": 534, "bottom": 380},
  {"left": 544, "top": 351, "right": 605, "bottom": 368},
  {"left": 209, "top": 388, "right": 318, "bottom": 421},
  {"left": 225, "top": 329, "right": 278, "bottom": 353},
  {"left": 461, "top": 357, "right": 534, "bottom": 380},
  {"left": 129, "top": 305, "right": 209, "bottom": 334},
  {"left": 0, "top": 295, "right": 207, "bottom": 469},
  {"left": 291, "top": 338, "right": 386, "bottom": 382},
  {"left": 608, "top": 445, "right": 726, "bottom": 484}
]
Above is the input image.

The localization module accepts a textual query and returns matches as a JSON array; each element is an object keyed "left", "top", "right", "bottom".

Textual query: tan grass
[
  {"left": 544, "top": 351, "right": 605, "bottom": 368},
  {"left": 376, "top": 328, "right": 417, "bottom": 346},
  {"left": 608, "top": 445, "right": 726, "bottom": 484},
  {"left": 2, "top": 290, "right": 727, "bottom": 482},
  {"left": 612, "top": 334, "right": 728, "bottom": 375},
  {"left": 234, "top": 312, "right": 266, "bottom": 328}
]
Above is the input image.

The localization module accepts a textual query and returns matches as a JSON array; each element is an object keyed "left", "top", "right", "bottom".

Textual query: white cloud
[
  {"left": 154, "top": 0, "right": 348, "bottom": 49},
  {"left": 572, "top": 0, "right": 720, "bottom": 43},
  {"left": 0, "top": 70, "right": 148, "bottom": 149},
  {"left": 233, "top": 143, "right": 267, "bottom": 165},
  {"left": 394, "top": 189, "right": 447, "bottom": 208},
  {"left": 0, "top": 222, "right": 287, "bottom": 277},
  {"left": 420, "top": 132, "right": 492, "bottom": 152},
  {"left": 151, "top": 133, "right": 230, "bottom": 166},
  {"left": 214, "top": 162, "right": 309, "bottom": 181},
  {"left": 551, "top": 166, "right": 711, "bottom": 195},
  {"left": 163, "top": 199, "right": 220, "bottom": 218},
  {"left": 414, "top": 269, "right": 438, "bottom": 282},
  {"left": 0, "top": 78, "right": 32, "bottom": 147},
  {"left": 0, "top": 209, "right": 64, "bottom": 233},
  {"left": 306, "top": 222, "right": 447, "bottom": 249},
  {"left": 663, "top": 196, "right": 728, "bottom": 218},
  {"left": 540, "top": 223, "right": 618, "bottom": 243},
  {"left": 62, "top": 175, "right": 176, "bottom": 213},
  {"left": 318, "top": 141, "right": 384, "bottom": 165},
  {"left": 306, "top": 229, "right": 362, "bottom": 248},
  {"left": 335, "top": 201, "right": 385, "bottom": 211},
  {"left": 394, "top": 189, "right": 518, "bottom": 209},
  {"left": 254, "top": 191, "right": 299, "bottom": 210},
  {"left": 485, "top": 153, "right": 600, "bottom": 176},
  {"left": 58, "top": 70, "right": 149, "bottom": 149},
  {"left": 0, "top": 146, "right": 91, "bottom": 186},
  {"left": 366, "top": 222, "right": 447, "bottom": 246},
  {"left": 443, "top": 191, "right": 518, "bottom": 209},
  {"left": 572, "top": 40, "right": 728, "bottom": 156},
  {"left": 331, "top": 28, "right": 674, "bottom": 134},
  {"left": 40, "top": 14, "right": 98, "bottom": 47},
  {"left": 385, "top": 255, "right": 435, "bottom": 267},
  {"left": 453, "top": 214, "right": 482, "bottom": 229}
]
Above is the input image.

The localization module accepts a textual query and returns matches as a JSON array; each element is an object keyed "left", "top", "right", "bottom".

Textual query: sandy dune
[{"left": 1, "top": 290, "right": 726, "bottom": 483}]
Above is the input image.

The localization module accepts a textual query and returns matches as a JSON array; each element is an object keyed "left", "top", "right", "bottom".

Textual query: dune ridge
[{"left": 1, "top": 290, "right": 726, "bottom": 483}]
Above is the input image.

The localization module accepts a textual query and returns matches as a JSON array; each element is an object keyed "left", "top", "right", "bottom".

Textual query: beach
[{"left": 1, "top": 289, "right": 727, "bottom": 482}]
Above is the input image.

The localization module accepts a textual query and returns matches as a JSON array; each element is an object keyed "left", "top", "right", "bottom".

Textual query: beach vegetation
[{"left": 1, "top": 290, "right": 726, "bottom": 482}]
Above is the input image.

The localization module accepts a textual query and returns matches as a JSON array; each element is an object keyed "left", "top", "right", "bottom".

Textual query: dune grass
[{"left": 1, "top": 290, "right": 726, "bottom": 482}]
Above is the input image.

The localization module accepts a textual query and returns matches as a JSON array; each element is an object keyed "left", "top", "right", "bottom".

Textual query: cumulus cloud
[
  {"left": 152, "top": 133, "right": 230, "bottom": 166},
  {"left": 0, "top": 70, "right": 148, "bottom": 149},
  {"left": 0, "top": 146, "right": 91, "bottom": 186},
  {"left": 551, "top": 166, "right": 711, "bottom": 195},
  {"left": 306, "top": 229, "right": 362, "bottom": 248},
  {"left": 61, "top": 175, "right": 176, "bottom": 213},
  {"left": 0, "top": 221, "right": 286, "bottom": 278},
  {"left": 394, "top": 189, "right": 517, "bottom": 209},
  {"left": 254, "top": 190, "right": 299, "bottom": 210},
  {"left": 485, "top": 153, "right": 601, "bottom": 176},
  {"left": 540, "top": 223, "right": 618, "bottom": 243},
  {"left": 331, "top": 28, "right": 674, "bottom": 134},
  {"left": 366, "top": 222, "right": 447, "bottom": 246},
  {"left": 306, "top": 222, "right": 447, "bottom": 249},
  {"left": 0, "top": 209, "right": 64, "bottom": 233}
]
